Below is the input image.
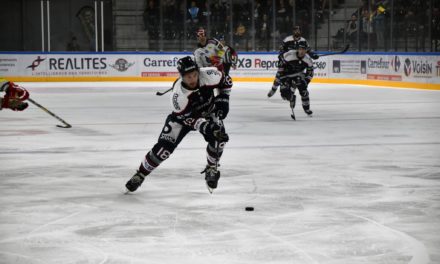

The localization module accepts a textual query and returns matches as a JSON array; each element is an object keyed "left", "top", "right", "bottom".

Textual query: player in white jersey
[
  {"left": 125, "top": 56, "right": 233, "bottom": 193},
  {"left": 193, "top": 27, "right": 226, "bottom": 73},
  {"left": 0, "top": 79, "right": 29, "bottom": 111},
  {"left": 276, "top": 41, "right": 314, "bottom": 120}
]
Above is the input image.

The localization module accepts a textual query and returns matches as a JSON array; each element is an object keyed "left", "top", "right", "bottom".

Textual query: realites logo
[
  {"left": 109, "top": 58, "right": 134, "bottom": 72},
  {"left": 27, "top": 56, "right": 45, "bottom": 71},
  {"left": 390, "top": 56, "right": 400, "bottom": 72},
  {"left": 404, "top": 58, "right": 411, "bottom": 76}
]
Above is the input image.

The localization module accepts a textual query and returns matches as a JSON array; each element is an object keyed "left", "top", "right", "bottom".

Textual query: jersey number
[{"left": 157, "top": 147, "right": 171, "bottom": 160}]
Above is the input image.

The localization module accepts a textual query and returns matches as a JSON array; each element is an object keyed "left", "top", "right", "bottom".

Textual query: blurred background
[{"left": 0, "top": 0, "right": 439, "bottom": 52}]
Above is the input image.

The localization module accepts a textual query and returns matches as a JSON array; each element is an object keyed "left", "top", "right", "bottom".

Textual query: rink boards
[{"left": 0, "top": 51, "right": 439, "bottom": 90}]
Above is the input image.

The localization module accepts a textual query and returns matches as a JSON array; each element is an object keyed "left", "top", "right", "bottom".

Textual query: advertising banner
[{"left": 0, "top": 52, "right": 439, "bottom": 89}]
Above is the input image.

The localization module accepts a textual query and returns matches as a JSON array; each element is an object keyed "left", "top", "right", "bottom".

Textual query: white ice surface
[{"left": 0, "top": 82, "right": 439, "bottom": 264}]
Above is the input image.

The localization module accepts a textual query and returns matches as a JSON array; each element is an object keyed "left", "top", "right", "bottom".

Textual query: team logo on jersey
[
  {"left": 160, "top": 124, "right": 176, "bottom": 143},
  {"left": 404, "top": 58, "right": 411, "bottom": 76},
  {"left": 109, "top": 58, "right": 134, "bottom": 72},
  {"left": 390, "top": 56, "right": 400, "bottom": 72},
  {"left": 26, "top": 56, "right": 45, "bottom": 71},
  {"left": 172, "top": 93, "right": 180, "bottom": 110}
]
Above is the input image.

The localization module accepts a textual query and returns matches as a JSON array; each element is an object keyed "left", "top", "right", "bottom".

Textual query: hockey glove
[
  {"left": 1, "top": 82, "right": 30, "bottom": 111},
  {"left": 214, "top": 94, "right": 229, "bottom": 120},
  {"left": 280, "top": 82, "right": 294, "bottom": 101},
  {"left": 199, "top": 121, "right": 229, "bottom": 142}
]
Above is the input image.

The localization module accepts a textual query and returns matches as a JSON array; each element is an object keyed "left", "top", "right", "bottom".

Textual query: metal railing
[{"left": 0, "top": 0, "right": 438, "bottom": 52}]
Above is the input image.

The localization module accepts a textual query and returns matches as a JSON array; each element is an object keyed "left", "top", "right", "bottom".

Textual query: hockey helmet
[
  {"left": 297, "top": 40, "right": 308, "bottom": 49},
  {"left": 177, "top": 56, "right": 199, "bottom": 76},
  {"left": 196, "top": 27, "right": 206, "bottom": 38}
]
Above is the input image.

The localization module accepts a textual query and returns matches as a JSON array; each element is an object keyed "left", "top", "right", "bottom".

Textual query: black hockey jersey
[
  {"left": 279, "top": 50, "right": 314, "bottom": 82},
  {"left": 280, "top": 36, "right": 311, "bottom": 54}
]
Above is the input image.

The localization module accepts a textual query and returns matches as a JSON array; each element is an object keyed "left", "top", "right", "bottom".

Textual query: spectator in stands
[
  {"left": 433, "top": 7, "right": 440, "bottom": 51},
  {"left": 234, "top": 22, "right": 247, "bottom": 50},
  {"left": 187, "top": 1, "right": 200, "bottom": 24},
  {"left": 163, "top": 0, "right": 177, "bottom": 39},
  {"left": 346, "top": 14, "right": 359, "bottom": 48},
  {"left": 257, "top": 14, "right": 270, "bottom": 50},
  {"left": 66, "top": 36, "right": 80, "bottom": 51},
  {"left": 211, "top": 1, "right": 228, "bottom": 36},
  {"left": 360, "top": 9, "right": 374, "bottom": 50},
  {"left": 143, "top": 0, "right": 159, "bottom": 39},
  {"left": 187, "top": 1, "right": 201, "bottom": 36},
  {"left": 200, "top": 1, "right": 211, "bottom": 26},
  {"left": 240, "top": 0, "right": 252, "bottom": 27},
  {"left": 276, "top": 0, "right": 288, "bottom": 36},
  {"left": 373, "top": 2, "right": 386, "bottom": 50},
  {"left": 315, "top": 0, "right": 326, "bottom": 23}
]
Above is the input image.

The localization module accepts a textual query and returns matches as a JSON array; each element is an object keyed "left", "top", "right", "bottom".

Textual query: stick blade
[{"left": 56, "top": 124, "right": 72, "bottom": 128}]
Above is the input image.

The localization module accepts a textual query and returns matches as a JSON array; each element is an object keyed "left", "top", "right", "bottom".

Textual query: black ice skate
[
  {"left": 202, "top": 165, "right": 220, "bottom": 193},
  {"left": 125, "top": 171, "right": 147, "bottom": 193},
  {"left": 267, "top": 87, "right": 277, "bottom": 97},
  {"left": 304, "top": 109, "right": 313, "bottom": 116}
]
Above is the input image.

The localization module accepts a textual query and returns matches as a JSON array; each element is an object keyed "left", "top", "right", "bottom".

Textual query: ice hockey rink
[{"left": 0, "top": 81, "right": 439, "bottom": 264}]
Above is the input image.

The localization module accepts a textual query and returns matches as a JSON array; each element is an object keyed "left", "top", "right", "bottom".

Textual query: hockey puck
[{"left": 245, "top": 207, "right": 254, "bottom": 211}]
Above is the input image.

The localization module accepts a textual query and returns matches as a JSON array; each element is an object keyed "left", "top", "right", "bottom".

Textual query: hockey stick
[
  {"left": 155, "top": 87, "right": 173, "bottom": 96},
  {"left": 317, "top": 44, "right": 350, "bottom": 57},
  {"left": 27, "top": 98, "right": 72, "bottom": 128},
  {"left": 156, "top": 79, "right": 179, "bottom": 96}
]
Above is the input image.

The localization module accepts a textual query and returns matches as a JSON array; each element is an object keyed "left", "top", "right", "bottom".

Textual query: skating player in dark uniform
[
  {"left": 277, "top": 41, "right": 314, "bottom": 120},
  {"left": 268, "top": 25, "right": 318, "bottom": 97}
]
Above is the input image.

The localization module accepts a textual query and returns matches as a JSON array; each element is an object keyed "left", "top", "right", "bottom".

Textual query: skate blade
[
  {"left": 124, "top": 188, "right": 133, "bottom": 195},
  {"left": 291, "top": 114, "right": 296, "bottom": 120},
  {"left": 206, "top": 183, "right": 214, "bottom": 194}
]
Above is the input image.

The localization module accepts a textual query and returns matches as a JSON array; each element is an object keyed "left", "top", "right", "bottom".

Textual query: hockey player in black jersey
[
  {"left": 125, "top": 56, "right": 232, "bottom": 193},
  {"left": 277, "top": 41, "right": 314, "bottom": 120},
  {"left": 218, "top": 35, "right": 238, "bottom": 76},
  {"left": 268, "top": 25, "right": 318, "bottom": 97}
]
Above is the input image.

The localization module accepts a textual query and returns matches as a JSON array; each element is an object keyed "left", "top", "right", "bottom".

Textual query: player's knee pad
[
  {"left": 301, "top": 93, "right": 310, "bottom": 107},
  {"left": 140, "top": 140, "right": 176, "bottom": 174},
  {"left": 298, "top": 88, "right": 309, "bottom": 98},
  {"left": 294, "top": 77, "right": 308, "bottom": 90},
  {"left": 206, "top": 140, "right": 227, "bottom": 165},
  {"left": 208, "top": 138, "right": 227, "bottom": 153}
]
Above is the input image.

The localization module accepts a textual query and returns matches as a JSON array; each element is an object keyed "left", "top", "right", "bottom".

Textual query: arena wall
[{"left": 1, "top": 52, "right": 439, "bottom": 90}]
